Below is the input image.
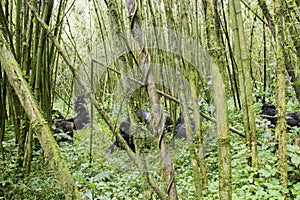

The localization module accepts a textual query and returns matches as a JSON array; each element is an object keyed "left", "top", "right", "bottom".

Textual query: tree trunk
[
  {"left": 229, "top": 0, "right": 258, "bottom": 167},
  {"left": 0, "top": 68, "right": 6, "bottom": 162},
  {"left": 203, "top": 0, "right": 232, "bottom": 198},
  {"left": 258, "top": 0, "right": 288, "bottom": 191},
  {"left": 273, "top": 0, "right": 287, "bottom": 191},
  {"left": 34, "top": 0, "right": 53, "bottom": 120}
]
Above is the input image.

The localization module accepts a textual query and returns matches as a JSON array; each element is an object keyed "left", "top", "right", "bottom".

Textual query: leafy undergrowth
[
  {"left": 0, "top": 128, "right": 65, "bottom": 199},
  {"left": 61, "top": 118, "right": 300, "bottom": 199},
  {"left": 1, "top": 106, "right": 300, "bottom": 200}
]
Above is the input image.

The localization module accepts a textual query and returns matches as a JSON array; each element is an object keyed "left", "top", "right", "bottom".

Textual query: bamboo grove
[{"left": 0, "top": 0, "right": 299, "bottom": 199}]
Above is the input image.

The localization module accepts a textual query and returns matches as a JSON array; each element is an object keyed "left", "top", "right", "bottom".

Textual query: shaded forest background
[{"left": 0, "top": 0, "right": 300, "bottom": 199}]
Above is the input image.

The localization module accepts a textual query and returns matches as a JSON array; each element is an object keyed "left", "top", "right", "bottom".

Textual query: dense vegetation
[
  {"left": 0, "top": 0, "right": 300, "bottom": 199},
  {"left": 1, "top": 101, "right": 299, "bottom": 199}
]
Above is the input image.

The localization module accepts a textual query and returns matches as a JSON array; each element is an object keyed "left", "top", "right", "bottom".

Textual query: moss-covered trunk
[
  {"left": 229, "top": 0, "right": 258, "bottom": 167},
  {"left": 0, "top": 68, "right": 6, "bottom": 162},
  {"left": 0, "top": 43, "right": 81, "bottom": 200},
  {"left": 273, "top": 0, "right": 288, "bottom": 191},
  {"left": 203, "top": 0, "right": 232, "bottom": 198}
]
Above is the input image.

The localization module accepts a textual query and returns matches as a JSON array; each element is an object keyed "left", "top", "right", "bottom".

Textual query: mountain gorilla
[
  {"left": 52, "top": 95, "right": 90, "bottom": 142},
  {"left": 107, "top": 108, "right": 150, "bottom": 153},
  {"left": 174, "top": 112, "right": 195, "bottom": 139},
  {"left": 107, "top": 120, "right": 135, "bottom": 153},
  {"left": 107, "top": 107, "right": 174, "bottom": 153},
  {"left": 67, "top": 95, "right": 90, "bottom": 130},
  {"left": 286, "top": 112, "right": 300, "bottom": 127},
  {"left": 261, "top": 104, "right": 300, "bottom": 127},
  {"left": 261, "top": 104, "right": 277, "bottom": 125},
  {"left": 127, "top": 107, "right": 151, "bottom": 128},
  {"left": 51, "top": 109, "right": 74, "bottom": 142}
]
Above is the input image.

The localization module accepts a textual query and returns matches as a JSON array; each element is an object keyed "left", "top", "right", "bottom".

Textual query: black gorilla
[
  {"left": 107, "top": 108, "right": 173, "bottom": 153},
  {"left": 261, "top": 104, "right": 277, "bottom": 125},
  {"left": 107, "top": 120, "right": 135, "bottom": 153},
  {"left": 51, "top": 109, "right": 74, "bottom": 142},
  {"left": 52, "top": 109, "right": 65, "bottom": 120},
  {"left": 174, "top": 112, "right": 195, "bottom": 139},
  {"left": 261, "top": 104, "right": 300, "bottom": 127},
  {"left": 164, "top": 114, "right": 174, "bottom": 132},
  {"left": 133, "top": 107, "right": 173, "bottom": 131},
  {"left": 127, "top": 106, "right": 151, "bottom": 128},
  {"left": 74, "top": 95, "right": 86, "bottom": 112},
  {"left": 67, "top": 95, "right": 90, "bottom": 130},
  {"left": 52, "top": 95, "right": 90, "bottom": 142},
  {"left": 107, "top": 108, "right": 149, "bottom": 153},
  {"left": 286, "top": 112, "right": 300, "bottom": 127}
]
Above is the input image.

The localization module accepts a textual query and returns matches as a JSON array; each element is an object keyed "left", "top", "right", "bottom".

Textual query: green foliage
[
  {"left": 292, "top": 80, "right": 300, "bottom": 87},
  {"left": 0, "top": 128, "right": 65, "bottom": 199},
  {"left": 2, "top": 99, "right": 300, "bottom": 199},
  {"left": 288, "top": 145, "right": 300, "bottom": 167}
]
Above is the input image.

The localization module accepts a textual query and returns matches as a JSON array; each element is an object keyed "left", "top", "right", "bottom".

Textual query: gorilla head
[
  {"left": 120, "top": 120, "right": 131, "bottom": 135},
  {"left": 75, "top": 95, "right": 86, "bottom": 104}
]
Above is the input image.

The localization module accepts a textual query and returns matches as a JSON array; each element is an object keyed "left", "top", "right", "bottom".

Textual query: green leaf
[
  {"left": 291, "top": 155, "right": 300, "bottom": 167},
  {"left": 89, "top": 182, "right": 96, "bottom": 189},
  {"left": 265, "top": 164, "right": 272, "bottom": 170},
  {"left": 293, "top": 80, "right": 300, "bottom": 87},
  {"left": 293, "top": 182, "right": 300, "bottom": 191},
  {"left": 258, "top": 169, "right": 271, "bottom": 177}
]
